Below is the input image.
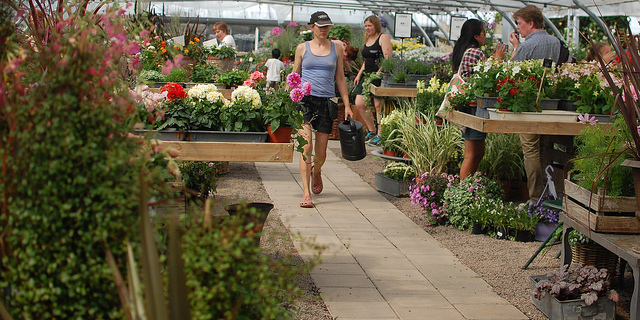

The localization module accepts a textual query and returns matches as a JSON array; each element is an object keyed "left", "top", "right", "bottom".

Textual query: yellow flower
[
  {"left": 189, "top": 41, "right": 195, "bottom": 45},
  {"left": 185, "top": 49, "right": 189, "bottom": 54},
  {"left": 194, "top": 37, "right": 200, "bottom": 42}
]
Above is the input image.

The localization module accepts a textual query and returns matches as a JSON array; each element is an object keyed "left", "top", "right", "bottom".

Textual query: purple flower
[{"left": 578, "top": 113, "right": 597, "bottom": 125}]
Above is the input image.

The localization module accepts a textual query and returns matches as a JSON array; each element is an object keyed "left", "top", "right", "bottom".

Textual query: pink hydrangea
[
  {"left": 243, "top": 79, "right": 255, "bottom": 87},
  {"left": 290, "top": 88, "right": 305, "bottom": 102},
  {"left": 302, "top": 82, "right": 312, "bottom": 95},
  {"left": 286, "top": 73, "right": 302, "bottom": 89}
]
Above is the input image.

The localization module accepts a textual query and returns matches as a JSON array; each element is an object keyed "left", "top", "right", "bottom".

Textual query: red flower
[
  {"left": 160, "top": 82, "right": 186, "bottom": 101},
  {"left": 509, "top": 88, "right": 518, "bottom": 95},
  {"left": 497, "top": 98, "right": 503, "bottom": 103}
]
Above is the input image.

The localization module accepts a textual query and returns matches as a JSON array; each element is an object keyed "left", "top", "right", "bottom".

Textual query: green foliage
[
  {"left": 391, "top": 100, "right": 463, "bottom": 174},
  {"left": 478, "top": 133, "right": 525, "bottom": 181},
  {"left": 176, "top": 207, "right": 323, "bottom": 320},
  {"left": 415, "top": 77, "right": 446, "bottom": 114},
  {"left": 405, "top": 58, "right": 430, "bottom": 75},
  {"left": 361, "top": 72, "right": 382, "bottom": 106},
  {"left": 378, "top": 108, "right": 404, "bottom": 152},
  {"left": 507, "top": 202, "right": 539, "bottom": 231},
  {"left": 328, "top": 25, "right": 352, "bottom": 42},
  {"left": 262, "top": 83, "right": 304, "bottom": 132},
  {"left": 0, "top": 2, "right": 175, "bottom": 317},
  {"left": 140, "top": 69, "right": 167, "bottom": 82},
  {"left": 567, "top": 229, "right": 592, "bottom": 246},
  {"left": 190, "top": 63, "right": 219, "bottom": 83},
  {"left": 179, "top": 161, "right": 219, "bottom": 199},
  {"left": 571, "top": 118, "right": 634, "bottom": 196},
  {"left": 204, "top": 45, "right": 237, "bottom": 59},
  {"left": 444, "top": 172, "right": 505, "bottom": 230},
  {"left": 158, "top": 99, "right": 191, "bottom": 131},
  {"left": 165, "top": 67, "right": 189, "bottom": 82},
  {"left": 383, "top": 162, "right": 417, "bottom": 181},
  {"left": 217, "top": 69, "right": 250, "bottom": 88}
]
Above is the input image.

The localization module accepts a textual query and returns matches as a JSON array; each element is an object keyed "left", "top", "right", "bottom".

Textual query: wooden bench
[{"left": 560, "top": 213, "right": 640, "bottom": 319}]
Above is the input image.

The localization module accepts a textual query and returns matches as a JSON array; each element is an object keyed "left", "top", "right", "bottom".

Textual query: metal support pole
[
  {"left": 426, "top": 13, "right": 454, "bottom": 47},
  {"left": 542, "top": 15, "right": 564, "bottom": 39},
  {"left": 487, "top": 1, "right": 518, "bottom": 31},
  {"left": 413, "top": 16, "right": 434, "bottom": 47},
  {"left": 573, "top": 0, "right": 622, "bottom": 56},
  {"left": 522, "top": 223, "right": 563, "bottom": 269}
]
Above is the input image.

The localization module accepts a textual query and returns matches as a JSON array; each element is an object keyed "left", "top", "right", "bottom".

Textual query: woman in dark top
[
  {"left": 452, "top": 19, "right": 505, "bottom": 179},
  {"left": 353, "top": 15, "right": 393, "bottom": 145}
]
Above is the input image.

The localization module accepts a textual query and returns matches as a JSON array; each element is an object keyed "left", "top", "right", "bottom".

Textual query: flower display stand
[
  {"left": 563, "top": 179, "right": 640, "bottom": 233},
  {"left": 188, "top": 131, "right": 268, "bottom": 143},
  {"left": 530, "top": 275, "right": 616, "bottom": 320},
  {"left": 487, "top": 109, "right": 579, "bottom": 122},
  {"left": 156, "top": 141, "right": 293, "bottom": 162},
  {"left": 375, "top": 173, "right": 410, "bottom": 197}
]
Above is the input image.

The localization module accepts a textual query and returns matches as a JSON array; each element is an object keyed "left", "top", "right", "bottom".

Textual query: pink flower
[
  {"left": 288, "top": 22, "right": 298, "bottom": 28},
  {"left": 286, "top": 73, "right": 302, "bottom": 89},
  {"left": 271, "top": 27, "right": 283, "bottom": 36},
  {"left": 250, "top": 71, "right": 265, "bottom": 80},
  {"left": 302, "top": 82, "right": 312, "bottom": 95},
  {"left": 243, "top": 79, "right": 255, "bottom": 87},
  {"left": 578, "top": 113, "right": 597, "bottom": 125},
  {"left": 290, "top": 88, "right": 305, "bottom": 102}
]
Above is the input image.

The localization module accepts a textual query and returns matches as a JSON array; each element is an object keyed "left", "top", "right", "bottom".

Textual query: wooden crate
[{"left": 563, "top": 179, "right": 640, "bottom": 233}]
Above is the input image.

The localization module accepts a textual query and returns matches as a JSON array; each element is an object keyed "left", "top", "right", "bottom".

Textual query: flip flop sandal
[
  {"left": 299, "top": 195, "right": 314, "bottom": 208},
  {"left": 311, "top": 168, "right": 323, "bottom": 195}
]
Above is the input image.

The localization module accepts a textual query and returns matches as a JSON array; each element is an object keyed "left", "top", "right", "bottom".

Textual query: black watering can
[{"left": 338, "top": 116, "right": 366, "bottom": 161}]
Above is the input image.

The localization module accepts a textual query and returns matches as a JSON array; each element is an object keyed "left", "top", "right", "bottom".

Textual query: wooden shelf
[
  {"left": 156, "top": 141, "right": 294, "bottom": 162},
  {"left": 445, "top": 110, "right": 610, "bottom": 135},
  {"left": 370, "top": 84, "right": 417, "bottom": 98}
]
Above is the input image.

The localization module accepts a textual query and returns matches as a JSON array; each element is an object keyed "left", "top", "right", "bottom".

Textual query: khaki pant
[{"left": 520, "top": 133, "right": 545, "bottom": 201}]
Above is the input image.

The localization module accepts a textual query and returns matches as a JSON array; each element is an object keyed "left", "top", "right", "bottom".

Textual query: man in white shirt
[{"left": 265, "top": 48, "right": 285, "bottom": 90}]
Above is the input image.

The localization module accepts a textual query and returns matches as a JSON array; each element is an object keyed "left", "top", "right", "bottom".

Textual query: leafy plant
[
  {"left": 405, "top": 57, "right": 430, "bottom": 75},
  {"left": 186, "top": 84, "right": 227, "bottom": 130},
  {"left": 271, "top": 24, "right": 300, "bottom": 58},
  {"left": 190, "top": 63, "right": 219, "bottom": 83},
  {"left": 571, "top": 117, "right": 634, "bottom": 197},
  {"left": 262, "top": 76, "right": 306, "bottom": 132},
  {"left": 221, "top": 85, "right": 264, "bottom": 132},
  {"left": 390, "top": 100, "right": 463, "bottom": 174},
  {"left": 468, "top": 196, "right": 503, "bottom": 229},
  {"left": 328, "top": 24, "right": 352, "bottom": 43},
  {"left": 443, "top": 172, "right": 505, "bottom": 230},
  {"left": 165, "top": 67, "right": 189, "bottom": 82},
  {"left": 383, "top": 162, "right": 417, "bottom": 181},
  {"left": 0, "top": 1, "right": 177, "bottom": 316},
  {"left": 204, "top": 45, "right": 237, "bottom": 59},
  {"left": 507, "top": 202, "right": 539, "bottom": 231},
  {"left": 527, "top": 194, "right": 560, "bottom": 224},
  {"left": 140, "top": 69, "right": 167, "bottom": 82},
  {"left": 532, "top": 264, "right": 618, "bottom": 306},
  {"left": 415, "top": 77, "right": 446, "bottom": 114},
  {"left": 217, "top": 69, "right": 250, "bottom": 88},
  {"left": 410, "top": 171, "right": 459, "bottom": 225},
  {"left": 478, "top": 133, "right": 525, "bottom": 182},
  {"left": 179, "top": 161, "right": 219, "bottom": 199},
  {"left": 378, "top": 108, "right": 404, "bottom": 152}
]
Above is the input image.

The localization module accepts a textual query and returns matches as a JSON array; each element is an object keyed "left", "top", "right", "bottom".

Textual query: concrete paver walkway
[{"left": 256, "top": 141, "right": 527, "bottom": 320}]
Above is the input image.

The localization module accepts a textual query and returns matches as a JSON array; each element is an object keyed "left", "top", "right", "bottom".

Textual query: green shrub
[
  {"left": 179, "top": 161, "right": 219, "bottom": 199},
  {"left": 0, "top": 2, "right": 175, "bottom": 317},
  {"left": 443, "top": 172, "right": 504, "bottom": 230},
  {"left": 190, "top": 63, "right": 219, "bottom": 83},
  {"left": 165, "top": 67, "right": 189, "bottom": 82}
]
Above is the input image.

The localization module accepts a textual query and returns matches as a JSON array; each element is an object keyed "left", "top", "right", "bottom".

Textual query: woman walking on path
[
  {"left": 291, "top": 11, "right": 354, "bottom": 208},
  {"left": 452, "top": 19, "right": 505, "bottom": 179},
  {"left": 353, "top": 15, "right": 393, "bottom": 146}
]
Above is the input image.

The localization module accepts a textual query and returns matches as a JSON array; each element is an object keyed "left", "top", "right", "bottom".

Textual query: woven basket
[
  {"left": 329, "top": 102, "right": 345, "bottom": 140},
  {"left": 570, "top": 242, "right": 619, "bottom": 274}
]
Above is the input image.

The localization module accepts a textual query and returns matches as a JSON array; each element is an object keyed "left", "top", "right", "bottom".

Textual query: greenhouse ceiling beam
[
  {"left": 572, "top": 0, "right": 621, "bottom": 55},
  {"left": 413, "top": 14, "right": 435, "bottom": 46},
  {"left": 485, "top": 0, "right": 518, "bottom": 31}
]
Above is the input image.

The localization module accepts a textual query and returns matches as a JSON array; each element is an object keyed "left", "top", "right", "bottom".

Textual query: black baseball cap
[{"left": 309, "top": 11, "right": 334, "bottom": 27}]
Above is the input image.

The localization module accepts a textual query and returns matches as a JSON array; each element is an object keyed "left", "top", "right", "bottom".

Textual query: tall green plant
[
  {"left": 390, "top": 100, "right": 463, "bottom": 174},
  {"left": 0, "top": 1, "right": 174, "bottom": 317},
  {"left": 478, "top": 133, "right": 525, "bottom": 181}
]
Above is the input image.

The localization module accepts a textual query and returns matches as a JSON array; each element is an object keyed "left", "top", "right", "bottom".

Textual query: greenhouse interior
[{"left": 3, "top": 0, "right": 640, "bottom": 318}]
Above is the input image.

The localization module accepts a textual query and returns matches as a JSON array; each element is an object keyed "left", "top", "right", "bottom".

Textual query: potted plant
[
  {"left": 477, "top": 133, "right": 525, "bottom": 200},
  {"left": 378, "top": 108, "right": 404, "bottom": 156},
  {"left": 415, "top": 77, "right": 446, "bottom": 117},
  {"left": 220, "top": 85, "right": 265, "bottom": 133},
  {"left": 468, "top": 196, "right": 502, "bottom": 234},
  {"left": 271, "top": 24, "right": 300, "bottom": 60},
  {"left": 443, "top": 172, "right": 505, "bottom": 231},
  {"left": 205, "top": 45, "right": 237, "bottom": 71},
  {"left": 190, "top": 63, "right": 220, "bottom": 84},
  {"left": 375, "top": 162, "right": 416, "bottom": 197},
  {"left": 179, "top": 161, "right": 220, "bottom": 200},
  {"left": 506, "top": 202, "right": 539, "bottom": 242},
  {"left": 531, "top": 264, "right": 618, "bottom": 319},
  {"left": 185, "top": 84, "right": 228, "bottom": 139},
  {"left": 409, "top": 171, "right": 459, "bottom": 225},
  {"left": 217, "top": 69, "right": 250, "bottom": 89},
  {"left": 527, "top": 194, "right": 561, "bottom": 241},
  {"left": 262, "top": 73, "right": 308, "bottom": 142}
]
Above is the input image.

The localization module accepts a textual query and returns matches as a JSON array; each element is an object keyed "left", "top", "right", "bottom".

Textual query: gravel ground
[{"left": 214, "top": 146, "right": 633, "bottom": 320}]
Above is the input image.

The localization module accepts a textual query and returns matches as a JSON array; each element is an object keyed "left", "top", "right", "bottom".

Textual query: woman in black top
[{"left": 353, "top": 15, "right": 393, "bottom": 145}]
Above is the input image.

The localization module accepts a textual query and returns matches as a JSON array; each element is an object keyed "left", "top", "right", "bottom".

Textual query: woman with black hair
[{"left": 452, "top": 19, "right": 506, "bottom": 179}]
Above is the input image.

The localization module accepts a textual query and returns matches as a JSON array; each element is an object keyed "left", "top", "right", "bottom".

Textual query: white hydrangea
[
  {"left": 206, "top": 91, "right": 227, "bottom": 104},
  {"left": 188, "top": 84, "right": 218, "bottom": 100},
  {"left": 231, "top": 86, "right": 262, "bottom": 108}
]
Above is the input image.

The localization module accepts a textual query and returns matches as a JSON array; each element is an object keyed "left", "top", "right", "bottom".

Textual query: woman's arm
[
  {"left": 291, "top": 42, "right": 305, "bottom": 76},
  {"left": 379, "top": 33, "right": 393, "bottom": 60},
  {"left": 334, "top": 44, "right": 354, "bottom": 120}
]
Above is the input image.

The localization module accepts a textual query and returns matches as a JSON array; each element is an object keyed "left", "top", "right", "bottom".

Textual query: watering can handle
[{"left": 347, "top": 115, "right": 356, "bottom": 132}]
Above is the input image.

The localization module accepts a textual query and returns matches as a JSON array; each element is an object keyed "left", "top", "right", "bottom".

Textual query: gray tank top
[{"left": 301, "top": 41, "right": 337, "bottom": 98}]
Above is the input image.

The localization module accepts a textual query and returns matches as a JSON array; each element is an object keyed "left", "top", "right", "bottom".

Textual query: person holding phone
[
  {"left": 508, "top": 5, "right": 561, "bottom": 203},
  {"left": 451, "top": 19, "right": 505, "bottom": 179}
]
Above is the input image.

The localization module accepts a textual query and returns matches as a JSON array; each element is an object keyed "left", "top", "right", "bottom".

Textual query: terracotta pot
[
  {"left": 282, "top": 56, "right": 292, "bottom": 63},
  {"left": 435, "top": 117, "right": 443, "bottom": 125},
  {"left": 382, "top": 149, "right": 399, "bottom": 157},
  {"left": 267, "top": 125, "right": 294, "bottom": 143}
]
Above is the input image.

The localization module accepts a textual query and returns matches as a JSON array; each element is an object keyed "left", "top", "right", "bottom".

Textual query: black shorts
[
  {"left": 301, "top": 96, "right": 338, "bottom": 134},
  {"left": 353, "top": 77, "right": 382, "bottom": 96}
]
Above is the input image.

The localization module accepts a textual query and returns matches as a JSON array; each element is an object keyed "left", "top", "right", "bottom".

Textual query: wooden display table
[
  {"left": 369, "top": 84, "right": 418, "bottom": 98},
  {"left": 157, "top": 141, "right": 294, "bottom": 162},
  {"left": 445, "top": 110, "right": 609, "bottom": 135},
  {"left": 560, "top": 213, "right": 640, "bottom": 320}
]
